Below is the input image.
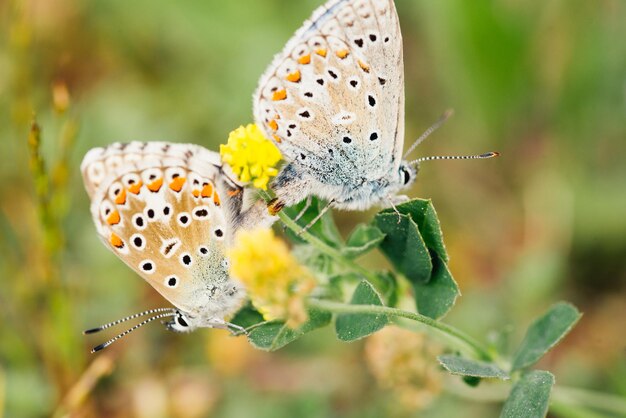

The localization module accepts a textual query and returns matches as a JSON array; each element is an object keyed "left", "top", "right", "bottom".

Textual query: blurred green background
[{"left": 1, "top": 0, "right": 625, "bottom": 417}]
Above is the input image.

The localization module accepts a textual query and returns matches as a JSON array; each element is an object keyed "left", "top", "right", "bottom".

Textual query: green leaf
[
  {"left": 378, "top": 198, "right": 448, "bottom": 262},
  {"left": 246, "top": 308, "right": 332, "bottom": 351},
  {"left": 500, "top": 370, "right": 555, "bottom": 418},
  {"left": 335, "top": 281, "right": 389, "bottom": 341},
  {"left": 511, "top": 302, "right": 582, "bottom": 371},
  {"left": 283, "top": 197, "right": 343, "bottom": 247},
  {"left": 413, "top": 254, "right": 460, "bottom": 319},
  {"left": 374, "top": 212, "right": 432, "bottom": 284},
  {"left": 230, "top": 304, "right": 265, "bottom": 329},
  {"left": 438, "top": 355, "right": 509, "bottom": 379},
  {"left": 342, "top": 224, "right": 385, "bottom": 258}
]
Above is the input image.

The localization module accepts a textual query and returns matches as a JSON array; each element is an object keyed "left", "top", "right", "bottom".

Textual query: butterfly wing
[
  {"left": 81, "top": 142, "right": 245, "bottom": 318},
  {"left": 254, "top": 0, "right": 405, "bottom": 183}
]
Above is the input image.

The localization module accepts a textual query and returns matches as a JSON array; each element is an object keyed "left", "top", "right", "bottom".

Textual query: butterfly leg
[
  {"left": 267, "top": 162, "right": 315, "bottom": 216},
  {"left": 385, "top": 196, "right": 404, "bottom": 224},
  {"left": 208, "top": 318, "right": 248, "bottom": 336},
  {"left": 297, "top": 199, "right": 335, "bottom": 236},
  {"left": 293, "top": 195, "right": 313, "bottom": 223}
]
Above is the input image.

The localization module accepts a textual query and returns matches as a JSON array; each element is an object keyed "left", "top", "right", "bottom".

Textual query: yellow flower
[
  {"left": 220, "top": 124, "right": 281, "bottom": 190},
  {"left": 229, "top": 228, "right": 316, "bottom": 328},
  {"left": 364, "top": 326, "right": 443, "bottom": 412}
]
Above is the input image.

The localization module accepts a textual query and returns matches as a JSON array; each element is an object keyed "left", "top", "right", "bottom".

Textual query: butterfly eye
[
  {"left": 177, "top": 315, "right": 189, "bottom": 328},
  {"left": 401, "top": 168, "right": 412, "bottom": 185},
  {"left": 165, "top": 275, "right": 179, "bottom": 288}
]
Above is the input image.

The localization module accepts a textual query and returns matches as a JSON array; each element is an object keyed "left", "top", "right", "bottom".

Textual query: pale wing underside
[
  {"left": 81, "top": 142, "right": 238, "bottom": 314},
  {"left": 254, "top": 0, "right": 405, "bottom": 180}
]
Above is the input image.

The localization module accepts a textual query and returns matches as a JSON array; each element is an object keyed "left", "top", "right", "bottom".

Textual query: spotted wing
[
  {"left": 81, "top": 142, "right": 243, "bottom": 316},
  {"left": 254, "top": 0, "right": 405, "bottom": 182}
]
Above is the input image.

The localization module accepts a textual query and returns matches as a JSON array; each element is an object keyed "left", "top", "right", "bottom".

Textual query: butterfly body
[
  {"left": 81, "top": 141, "right": 267, "bottom": 332},
  {"left": 255, "top": 0, "right": 414, "bottom": 212}
]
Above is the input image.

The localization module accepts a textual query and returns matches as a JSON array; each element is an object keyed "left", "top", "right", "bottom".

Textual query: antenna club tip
[
  {"left": 443, "top": 108, "right": 455, "bottom": 119},
  {"left": 492, "top": 151, "right": 501, "bottom": 157},
  {"left": 92, "top": 343, "right": 107, "bottom": 353},
  {"left": 83, "top": 328, "right": 101, "bottom": 335}
]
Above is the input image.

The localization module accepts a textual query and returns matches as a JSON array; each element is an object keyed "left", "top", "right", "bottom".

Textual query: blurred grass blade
[
  {"left": 512, "top": 302, "right": 581, "bottom": 371},
  {"left": 500, "top": 370, "right": 555, "bottom": 418}
]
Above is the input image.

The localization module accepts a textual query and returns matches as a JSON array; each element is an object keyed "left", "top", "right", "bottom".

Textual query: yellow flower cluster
[
  {"left": 229, "top": 228, "right": 316, "bottom": 328},
  {"left": 220, "top": 124, "right": 281, "bottom": 190}
]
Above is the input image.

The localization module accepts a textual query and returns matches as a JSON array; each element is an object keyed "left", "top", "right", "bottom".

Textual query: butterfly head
[
  {"left": 398, "top": 162, "right": 418, "bottom": 189},
  {"left": 166, "top": 310, "right": 195, "bottom": 333}
]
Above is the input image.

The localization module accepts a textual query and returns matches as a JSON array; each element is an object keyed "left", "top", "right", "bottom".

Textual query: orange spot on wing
[
  {"left": 201, "top": 183, "right": 214, "bottom": 198},
  {"left": 336, "top": 49, "right": 350, "bottom": 59},
  {"left": 272, "top": 89, "right": 287, "bottom": 101},
  {"left": 227, "top": 189, "right": 241, "bottom": 197},
  {"left": 169, "top": 177, "right": 186, "bottom": 192},
  {"left": 110, "top": 233, "right": 124, "bottom": 248},
  {"left": 298, "top": 54, "right": 311, "bottom": 65},
  {"left": 272, "top": 134, "right": 282, "bottom": 144},
  {"left": 147, "top": 178, "right": 163, "bottom": 192},
  {"left": 128, "top": 181, "right": 143, "bottom": 194},
  {"left": 358, "top": 60, "right": 371, "bottom": 73},
  {"left": 286, "top": 70, "right": 301, "bottom": 83},
  {"left": 268, "top": 119, "right": 279, "bottom": 131},
  {"left": 315, "top": 48, "right": 327, "bottom": 57},
  {"left": 213, "top": 192, "right": 221, "bottom": 206},
  {"left": 192, "top": 189, "right": 201, "bottom": 198},
  {"left": 114, "top": 188, "right": 127, "bottom": 205},
  {"left": 107, "top": 210, "right": 121, "bottom": 225}
]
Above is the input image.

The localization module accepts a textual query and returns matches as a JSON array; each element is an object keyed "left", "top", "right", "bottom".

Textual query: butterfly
[
  {"left": 253, "top": 0, "right": 497, "bottom": 219},
  {"left": 81, "top": 141, "right": 271, "bottom": 352}
]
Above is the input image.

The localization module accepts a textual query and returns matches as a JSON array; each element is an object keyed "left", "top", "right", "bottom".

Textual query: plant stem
[
  {"left": 307, "top": 298, "right": 492, "bottom": 361},
  {"left": 278, "top": 212, "right": 384, "bottom": 288},
  {"left": 552, "top": 386, "right": 626, "bottom": 416}
]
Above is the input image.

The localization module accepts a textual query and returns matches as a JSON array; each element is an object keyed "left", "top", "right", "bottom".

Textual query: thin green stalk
[
  {"left": 278, "top": 211, "right": 383, "bottom": 287},
  {"left": 552, "top": 386, "right": 626, "bottom": 416},
  {"left": 307, "top": 298, "right": 492, "bottom": 361}
]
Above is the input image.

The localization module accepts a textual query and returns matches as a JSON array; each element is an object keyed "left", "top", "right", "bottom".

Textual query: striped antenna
[
  {"left": 90, "top": 311, "right": 177, "bottom": 353},
  {"left": 409, "top": 152, "right": 500, "bottom": 166},
  {"left": 83, "top": 307, "right": 176, "bottom": 334},
  {"left": 403, "top": 109, "right": 454, "bottom": 159}
]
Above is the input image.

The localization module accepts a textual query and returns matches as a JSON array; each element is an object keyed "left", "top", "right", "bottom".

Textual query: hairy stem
[
  {"left": 307, "top": 298, "right": 492, "bottom": 361},
  {"left": 278, "top": 211, "right": 384, "bottom": 288}
]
